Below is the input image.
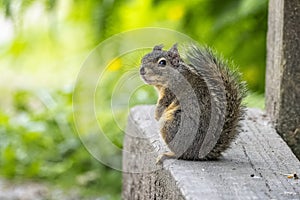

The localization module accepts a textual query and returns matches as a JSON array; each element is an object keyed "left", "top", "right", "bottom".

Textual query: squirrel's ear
[
  {"left": 153, "top": 44, "right": 163, "bottom": 51},
  {"left": 168, "top": 43, "right": 180, "bottom": 67},
  {"left": 168, "top": 43, "right": 178, "bottom": 54}
]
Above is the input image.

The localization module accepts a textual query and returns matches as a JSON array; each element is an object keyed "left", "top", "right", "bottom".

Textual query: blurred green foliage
[
  {"left": 0, "top": 89, "right": 121, "bottom": 198},
  {"left": 1, "top": 0, "right": 267, "bottom": 91},
  {"left": 0, "top": 0, "right": 267, "bottom": 198}
]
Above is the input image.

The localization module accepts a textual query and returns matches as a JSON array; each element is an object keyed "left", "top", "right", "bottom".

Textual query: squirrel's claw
[{"left": 156, "top": 151, "right": 176, "bottom": 164}]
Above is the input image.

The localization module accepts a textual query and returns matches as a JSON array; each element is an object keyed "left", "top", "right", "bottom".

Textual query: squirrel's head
[{"left": 140, "top": 44, "right": 182, "bottom": 87}]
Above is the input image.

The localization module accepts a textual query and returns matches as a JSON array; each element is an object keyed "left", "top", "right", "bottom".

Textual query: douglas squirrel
[{"left": 140, "top": 44, "right": 247, "bottom": 163}]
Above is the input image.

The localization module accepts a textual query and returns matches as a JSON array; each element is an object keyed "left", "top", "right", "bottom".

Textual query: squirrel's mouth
[{"left": 141, "top": 75, "right": 155, "bottom": 85}]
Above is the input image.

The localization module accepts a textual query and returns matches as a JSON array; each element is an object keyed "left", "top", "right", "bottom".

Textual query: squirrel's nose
[{"left": 140, "top": 67, "right": 146, "bottom": 75}]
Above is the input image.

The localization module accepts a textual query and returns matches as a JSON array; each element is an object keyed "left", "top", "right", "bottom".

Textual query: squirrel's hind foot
[{"left": 156, "top": 151, "right": 176, "bottom": 164}]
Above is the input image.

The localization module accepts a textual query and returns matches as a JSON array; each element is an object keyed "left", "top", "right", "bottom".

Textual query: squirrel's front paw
[{"left": 156, "top": 151, "right": 176, "bottom": 164}]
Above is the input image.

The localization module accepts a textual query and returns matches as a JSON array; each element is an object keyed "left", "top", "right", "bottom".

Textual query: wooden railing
[{"left": 122, "top": 0, "right": 300, "bottom": 199}]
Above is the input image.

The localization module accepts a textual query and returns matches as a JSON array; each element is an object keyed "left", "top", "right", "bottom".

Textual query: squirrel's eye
[{"left": 158, "top": 58, "right": 166, "bottom": 67}]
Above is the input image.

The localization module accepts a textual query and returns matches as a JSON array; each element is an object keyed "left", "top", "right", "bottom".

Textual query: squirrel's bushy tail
[{"left": 185, "top": 44, "right": 247, "bottom": 159}]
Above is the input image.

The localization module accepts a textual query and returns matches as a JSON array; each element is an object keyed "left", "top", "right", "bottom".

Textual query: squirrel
[{"left": 140, "top": 43, "right": 247, "bottom": 163}]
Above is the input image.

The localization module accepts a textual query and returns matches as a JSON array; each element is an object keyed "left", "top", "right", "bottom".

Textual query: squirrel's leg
[
  {"left": 156, "top": 101, "right": 181, "bottom": 164},
  {"left": 155, "top": 87, "right": 176, "bottom": 120},
  {"left": 156, "top": 151, "right": 176, "bottom": 164},
  {"left": 155, "top": 105, "right": 165, "bottom": 121}
]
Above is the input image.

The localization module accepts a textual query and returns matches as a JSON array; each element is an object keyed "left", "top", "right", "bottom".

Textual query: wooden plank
[
  {"left": 122, "top": 106, "right": 300, "bottom": 200},
  {"left": 266, "top": 0, "right": 300, "bottom": 157}
]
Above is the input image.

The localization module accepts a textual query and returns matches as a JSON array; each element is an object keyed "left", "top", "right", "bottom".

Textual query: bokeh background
[{"left": 0, "top": 0, "right": 267, "bottom": 199}]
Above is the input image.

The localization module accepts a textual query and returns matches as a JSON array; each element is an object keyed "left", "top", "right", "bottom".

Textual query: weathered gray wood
[
  {"left": 266, "top": 0, "right": 300, "bottom": 157},
  {"left": 123, "top": 106, "right": 300, "bottom": 200}
]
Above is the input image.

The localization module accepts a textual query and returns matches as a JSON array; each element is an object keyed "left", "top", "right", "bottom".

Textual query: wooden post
[{"left": 266, "top": 0, "right": 300, "bottom": 158}]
